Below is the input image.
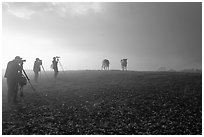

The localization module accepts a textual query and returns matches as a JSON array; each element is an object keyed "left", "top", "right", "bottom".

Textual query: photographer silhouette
[
  {"left": 52, "top": 57, "right": 59, "bottom": 79},
  {"left": 4, "top": 56, "right": 23, "bottom": 104},
  {"left": 33, "top": 58, "right": 42, "bottom": 82}
]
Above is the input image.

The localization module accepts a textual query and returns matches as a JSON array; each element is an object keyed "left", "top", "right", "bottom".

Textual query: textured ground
[{"left": 2, "top": 70, "right": 202, "bottom": 135}]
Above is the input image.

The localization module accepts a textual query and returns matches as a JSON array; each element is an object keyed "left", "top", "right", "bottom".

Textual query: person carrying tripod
[
  {"left": 52, "top": 57, "right": 59, "bottom": 79},
  {"left": 33, "top": 58, "right": 42, "bottom": 82},
  {"left": 4, "top": 56, "right": 23, "bottom": 104}
]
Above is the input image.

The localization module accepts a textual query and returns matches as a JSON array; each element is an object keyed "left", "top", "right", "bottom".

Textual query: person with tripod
[
  {"left": 4, "top": 56, "right": 23, "bottom": 104},
  {"left": 33, "top": 58, "right": 42, "bottom": 82},
  {"left": 52, "top": 57, "right": 59, "bottom": 79}
]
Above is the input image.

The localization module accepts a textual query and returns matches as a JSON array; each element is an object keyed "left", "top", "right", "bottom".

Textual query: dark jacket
[
  {"left": 33, "top": 61, "right": 42, "bottom": 72},
  {"left": 52, "top": 60, "right": 58, "bottom": 72},
  {"left": 4, "top": 60, "right": 22, "bottom": 80}
]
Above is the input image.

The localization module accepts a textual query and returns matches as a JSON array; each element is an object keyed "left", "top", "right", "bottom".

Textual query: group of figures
[
  {"left": 33, "top": 56, "right": 61, "bottom": 81},
  {"left": 4, "top": 56, "right": 128, "bottom": 104},
  {"left": 101, "top": 59, "right": 128, "bottom": 71},
  {"left": 4, "top": 56, "right": 60, "bottom": 104}
]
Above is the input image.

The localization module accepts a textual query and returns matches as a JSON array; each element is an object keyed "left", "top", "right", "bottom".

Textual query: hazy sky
[{"left": 2, "top": 2, "right": 202, "bottom": 71}]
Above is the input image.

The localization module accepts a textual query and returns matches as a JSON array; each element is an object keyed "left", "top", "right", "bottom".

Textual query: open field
[{"left": 2, "top": 70, "right": 202, "bottom": 135}]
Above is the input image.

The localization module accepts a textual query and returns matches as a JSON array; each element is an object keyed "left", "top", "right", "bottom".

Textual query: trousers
[
  {"left": 34, "top": 71, "right": 39, "bottom": 82},
  {"left": 7, "top": 78, "right": 18, "bottom": 104}
]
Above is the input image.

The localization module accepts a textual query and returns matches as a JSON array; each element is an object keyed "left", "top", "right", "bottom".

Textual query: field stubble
[{"left": 2, "top": 70, "right": 202, "bottom": 135}]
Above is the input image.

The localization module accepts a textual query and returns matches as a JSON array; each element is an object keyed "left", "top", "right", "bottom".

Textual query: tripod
[
  {"left": 58, "top": 59, "right": 65, "bottom": 72},
  {"left": 22, "top": 69, "right": 51, "bottom": 103},
  {"left": 22, "top": 69, "right": 36, "bottom": 91},
  {"left": 41, "top": 64, "right": 48, "bottom": 78},
  {"left": 19, "top": 62, "right": 53, "bottom": 103}
]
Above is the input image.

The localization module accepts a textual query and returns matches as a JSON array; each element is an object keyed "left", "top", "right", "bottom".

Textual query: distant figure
[
  {"left": 121, "top": 59, "right": 128, "bottom": 71},
  {"left": 52, "top": 57, "right": 59, "bottom": 78},
  {"left": 33, "top": 58, "right": 42, "bottom": 82},
  {"left": 4, "top": 56, "right": 23, "bottom": 104},
  {"left": 101, "top": 59, "right": 110, "bottom": 70}
]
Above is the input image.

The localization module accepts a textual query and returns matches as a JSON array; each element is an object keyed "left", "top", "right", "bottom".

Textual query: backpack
[{"left": 19, "top": 74, "right": 27, "bottom": 86}]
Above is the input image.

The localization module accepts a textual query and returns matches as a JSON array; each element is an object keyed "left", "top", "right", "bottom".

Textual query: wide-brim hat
[{"left": 15, "top": 56, "right": 22, "bottom": 60}]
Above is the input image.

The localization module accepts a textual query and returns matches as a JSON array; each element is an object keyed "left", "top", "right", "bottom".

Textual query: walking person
[
  {"left": 33, "top": 58, "right": 42, "bottom": 82},
  {"left": 52, "top": 57, "right": 59, "bottom": 79},
  {"left": 4, "top": 56, "right": 23, "bottom": 104}
]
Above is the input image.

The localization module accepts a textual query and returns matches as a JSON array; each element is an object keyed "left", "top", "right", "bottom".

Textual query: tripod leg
[
  {"left": 58, "top": 60, "right": 65, "bottom": 72},
  {"left": 22, "top": 69, "right": 36, "bottom": 91},
  {"left": 41, "top": 65, "right": 48, "bottom": 78}
]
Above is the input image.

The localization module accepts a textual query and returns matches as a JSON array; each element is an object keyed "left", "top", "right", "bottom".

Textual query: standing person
[
  {"left": 52, "top": 57, "right": 59, "bottom": 78},
  {"left": 33, "top": 58, "right": 42, "bottom": 82},
  {"left": 4, "top": 56, "right": 23, "bottom": 104}
]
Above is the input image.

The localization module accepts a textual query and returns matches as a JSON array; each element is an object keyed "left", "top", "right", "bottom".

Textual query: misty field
[{"left": 2, "top": 70, "right": 202, "bottom": 135}]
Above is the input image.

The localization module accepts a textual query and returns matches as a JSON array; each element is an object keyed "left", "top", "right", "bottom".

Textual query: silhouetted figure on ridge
[
  {"left": 33, "top": 58, "right": 42, "bottom": 82},
  {"left": 52, "top": 57, "right": 59, "bottom": 78},
  {"left": 101, "top": 59, "right": 110, "bottom": 70},
  {"left": 121, "top": 59, "right": 128, "bottom": 71}
]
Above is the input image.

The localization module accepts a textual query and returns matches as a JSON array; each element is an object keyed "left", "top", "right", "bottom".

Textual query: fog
[{"left": 2, "top": 2, "right": 202, "bottom": 71}]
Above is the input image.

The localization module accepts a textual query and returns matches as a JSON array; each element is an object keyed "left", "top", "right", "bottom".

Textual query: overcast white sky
[{"left": 2, "top": 2, "right": 202, "bottom": 71}]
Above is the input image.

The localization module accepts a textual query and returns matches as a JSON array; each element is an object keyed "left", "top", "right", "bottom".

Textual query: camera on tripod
[
  {"left": 36, "top": 58, "right": 42, "bottom": 64},
  {"left": 20, "top": 59, "right": 26, "bottom": 64},
  {"left": 39, "top": 60, "right": 42, "bottom": 65},
  {"left": 19, "top": 59, "right": 26, "bottom": 66},
  {"left": 55, "top": 56, "right": 60, "bottom": 61}
]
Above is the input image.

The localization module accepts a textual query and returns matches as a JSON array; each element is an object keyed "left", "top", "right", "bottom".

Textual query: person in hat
[
  {"left": 33, "top": 58, "right": 42, "bottom": 82},
  {"left": 52, "top": 57, "right": 59, "bottom": 78},
  {"left": 4, "top": 56, "right": 23, "bottom": 104}
]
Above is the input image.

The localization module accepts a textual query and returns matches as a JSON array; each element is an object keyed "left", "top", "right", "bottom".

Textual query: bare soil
[{"left": 2, "top": 70, "right": 202, "bottom": 135}]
